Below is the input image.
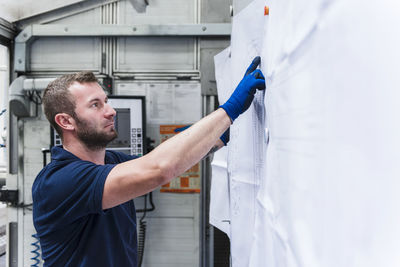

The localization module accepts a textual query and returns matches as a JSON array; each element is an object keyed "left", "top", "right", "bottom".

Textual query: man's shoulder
[{"left": 33, "top": 155, "right": 92, "bottom": 194}]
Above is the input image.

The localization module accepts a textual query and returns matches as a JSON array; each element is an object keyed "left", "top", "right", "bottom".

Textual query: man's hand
[{"left": 220, "top": 56, "right": 266, "bottom": 122}]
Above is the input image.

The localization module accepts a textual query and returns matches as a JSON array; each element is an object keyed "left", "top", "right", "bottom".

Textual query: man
[{"left": 32, "top": 57, "right": 265, "bottom": 266}]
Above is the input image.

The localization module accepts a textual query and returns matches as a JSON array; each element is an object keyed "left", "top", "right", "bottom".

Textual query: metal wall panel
[
  {"left": 201, "top": 0, "right": 232, "bottom": 23},
  {"left": 45, "top": 8, "right": 101, "bottom": 24},
  {"left": 30, "top": 37, "right": 102, "bottom": 72},
  {"left": 115, "top": 37, "right": 196, "bottom": 72},
  {"left": 233, "top": 0, "right": 253, "bottom": 15},
  {"left": 0, "top": 0, "right": 88, "bottom": 22},
  {"left": 200, "top": 38, "right": 230, "bottom": 96},
  {"left": 119, "top": 0, "right": 196, "bottom": 24},
  {"left": 116, "top": 0, "right": 197, "bottom": 73},
  {"left": 142, "top": 217, "right": 199, "bottom": 267},
  {"left": 25, "top": 5, "right": 103, "bottom": 72}
]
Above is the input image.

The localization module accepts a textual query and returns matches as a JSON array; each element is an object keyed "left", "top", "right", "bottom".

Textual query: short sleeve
[
  {"left": 34, "top": 160, "right": 116, "bottom": 229},
  {"left": 105, "top": 150, "right": 138, "bottom": 164}
]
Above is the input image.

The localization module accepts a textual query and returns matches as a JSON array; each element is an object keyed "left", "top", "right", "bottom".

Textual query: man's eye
[{"left": 92, "top": 103, "right": 98, "bottom": 107}]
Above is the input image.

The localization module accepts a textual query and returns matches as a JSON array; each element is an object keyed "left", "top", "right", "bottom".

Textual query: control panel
[{"left": 52, "top": 96, "right": 146, "bottom": 157}]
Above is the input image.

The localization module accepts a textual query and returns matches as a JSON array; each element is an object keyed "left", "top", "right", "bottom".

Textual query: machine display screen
[
  {"left": 108, "top": 108, "right": 131, "bottom": 149},
  {"left": 51, "top": 96, "right": 146, "bottom": 157}
]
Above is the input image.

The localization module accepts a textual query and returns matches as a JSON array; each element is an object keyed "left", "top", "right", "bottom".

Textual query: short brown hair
[{"left": 43, "top": 71, "right": 98, "bottom": 138}]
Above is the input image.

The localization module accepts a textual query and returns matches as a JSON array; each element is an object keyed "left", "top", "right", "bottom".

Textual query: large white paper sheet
[
  {"left": 228, "top": 1, "right": 268, "bottom": 266},
  {"left": 213, "top": 0, "right": 400, "bottom": 266},
  {"left": 256, "top": 0, "right": 400, "bottom": 266},
  {"left": 210, "top": 47, "right": 232, "bottom": 237}
]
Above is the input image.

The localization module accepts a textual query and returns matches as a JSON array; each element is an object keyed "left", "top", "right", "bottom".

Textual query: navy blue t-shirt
[{"left": 32, "top": 146, "right": 138, "bottom": 267}]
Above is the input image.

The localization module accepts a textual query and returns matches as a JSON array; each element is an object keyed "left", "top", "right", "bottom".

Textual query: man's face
[{"left": 68, "top": 82, "right": 117, "bottom": 150}]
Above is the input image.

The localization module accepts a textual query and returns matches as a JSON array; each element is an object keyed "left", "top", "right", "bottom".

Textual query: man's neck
[{"left": 63, "top": 139, "right": 106, "bottom": 165}]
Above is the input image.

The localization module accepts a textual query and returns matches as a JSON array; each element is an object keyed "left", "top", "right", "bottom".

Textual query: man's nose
[{"left": 105, "top": 103, "right": 116, "bottom": 118}]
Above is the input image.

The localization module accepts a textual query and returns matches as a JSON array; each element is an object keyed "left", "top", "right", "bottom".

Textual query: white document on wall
[
  {"left": 115, "top": 82, "right": 201, "bottom": 124},
  {"left": 210, "top": 46, "right": 232, "bottom": 237},
  {"left": 215, "top": 0, "right": 400, "bottom": 266},
  {"left": 228, "top": 0, "right": 268, "bottom": 266},
  {"left": 252, "top": 0, "right": 400, "bottom": 266}
]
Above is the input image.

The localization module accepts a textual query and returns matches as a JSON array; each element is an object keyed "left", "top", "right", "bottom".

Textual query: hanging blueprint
[
  {"left": 225, "top": 0, "right": 269, "bottom": 266},
  {"left": 212, "top": 0, "right": 400, "bottom": 266},
  {"left": 210, "top": 47, "right": 232, "bottom": 237}
]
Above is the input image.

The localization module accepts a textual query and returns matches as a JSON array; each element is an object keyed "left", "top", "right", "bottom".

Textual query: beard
[{"left": 73, "top": 114, "right": 118, "bottom": 151}]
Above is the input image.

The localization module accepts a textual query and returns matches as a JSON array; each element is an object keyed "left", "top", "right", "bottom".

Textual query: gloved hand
[{"left": 220, "top": 56, "right": 266, "bottom": 122}]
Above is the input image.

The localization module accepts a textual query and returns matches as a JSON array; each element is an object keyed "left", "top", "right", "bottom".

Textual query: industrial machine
[{"left": 51, "top": 96, "right": 146, "bottom": 156}]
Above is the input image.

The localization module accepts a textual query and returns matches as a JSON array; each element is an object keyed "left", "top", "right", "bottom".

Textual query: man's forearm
[
  {"left": 103, "top": 57, "right": 265, "bottom": 209},
  {"left": 148, "top": 108, "right": 230, "bottom": 181},
  {"left": 202, "top": 140, "right": 224, "bottom": 160}
]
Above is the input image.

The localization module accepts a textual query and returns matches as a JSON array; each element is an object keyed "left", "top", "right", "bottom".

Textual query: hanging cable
[
  {"left": 27, "top": 91, "right": 42, "bottom": 105},
  {"left": 136, "top": 192, "right": 155, "bottom": 213},
  {"left": 30, "top": 233, "right": 41, "bottom": 267}
]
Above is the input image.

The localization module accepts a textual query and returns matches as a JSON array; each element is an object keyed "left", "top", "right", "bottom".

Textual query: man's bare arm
[
  {"left": 203, "top": 139, "right": 224, "bottom": 160},
  {"left": 102, "top": 108, "right": 230, "bottom": 209},
  {"left": 102, "top": 56, "right": 265, "bottom": 209}
]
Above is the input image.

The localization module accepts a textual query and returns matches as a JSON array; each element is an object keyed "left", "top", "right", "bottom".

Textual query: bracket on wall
[{"left": 14, "top": 23, "right": 232, "bottom": 73}]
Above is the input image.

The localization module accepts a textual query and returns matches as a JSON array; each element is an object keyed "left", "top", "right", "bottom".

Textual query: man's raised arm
[{"left": 102, "top": 56, "right": 266, "bottom": 209}]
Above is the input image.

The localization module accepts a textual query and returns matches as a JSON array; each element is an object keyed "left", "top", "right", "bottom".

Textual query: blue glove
[
  {"left": 174, "top": 125, "right": 191, "bottom": 133},
  {"left": 220, "top": 128, "right": 230, "bottom": 146},
  {"left": 220, "top": 56, "right": 266, "bottom": 122}
]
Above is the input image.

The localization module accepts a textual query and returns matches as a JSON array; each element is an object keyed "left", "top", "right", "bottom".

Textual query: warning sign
[{"left": 159, "top": 125, "right": 201, "bottom": 193}]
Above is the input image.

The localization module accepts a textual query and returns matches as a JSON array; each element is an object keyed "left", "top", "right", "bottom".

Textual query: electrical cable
[
  {"left": 27, "top": 91, "right": 42, "bottom": 105},
  {"left": 30, "top": 233, "right": 41, "bottom": 266},
  {"left": 12, "top": 203, "right": 32, "bottom": 209},
  {"left": 136, "top": 192, "right": 155, "bottom": 213}
]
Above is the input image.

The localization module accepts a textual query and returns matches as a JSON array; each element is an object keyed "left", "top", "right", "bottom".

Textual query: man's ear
[{"left": 54, "top": 113, "right": 75, "bottom": 131}]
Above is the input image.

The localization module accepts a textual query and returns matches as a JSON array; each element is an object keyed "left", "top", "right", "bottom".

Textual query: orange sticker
[
  {"left": 180, "top": 177, "right": 189, "bottom": 188},
  {"left": 264, "top": 5, "right": 269, "bottom": 15}
]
